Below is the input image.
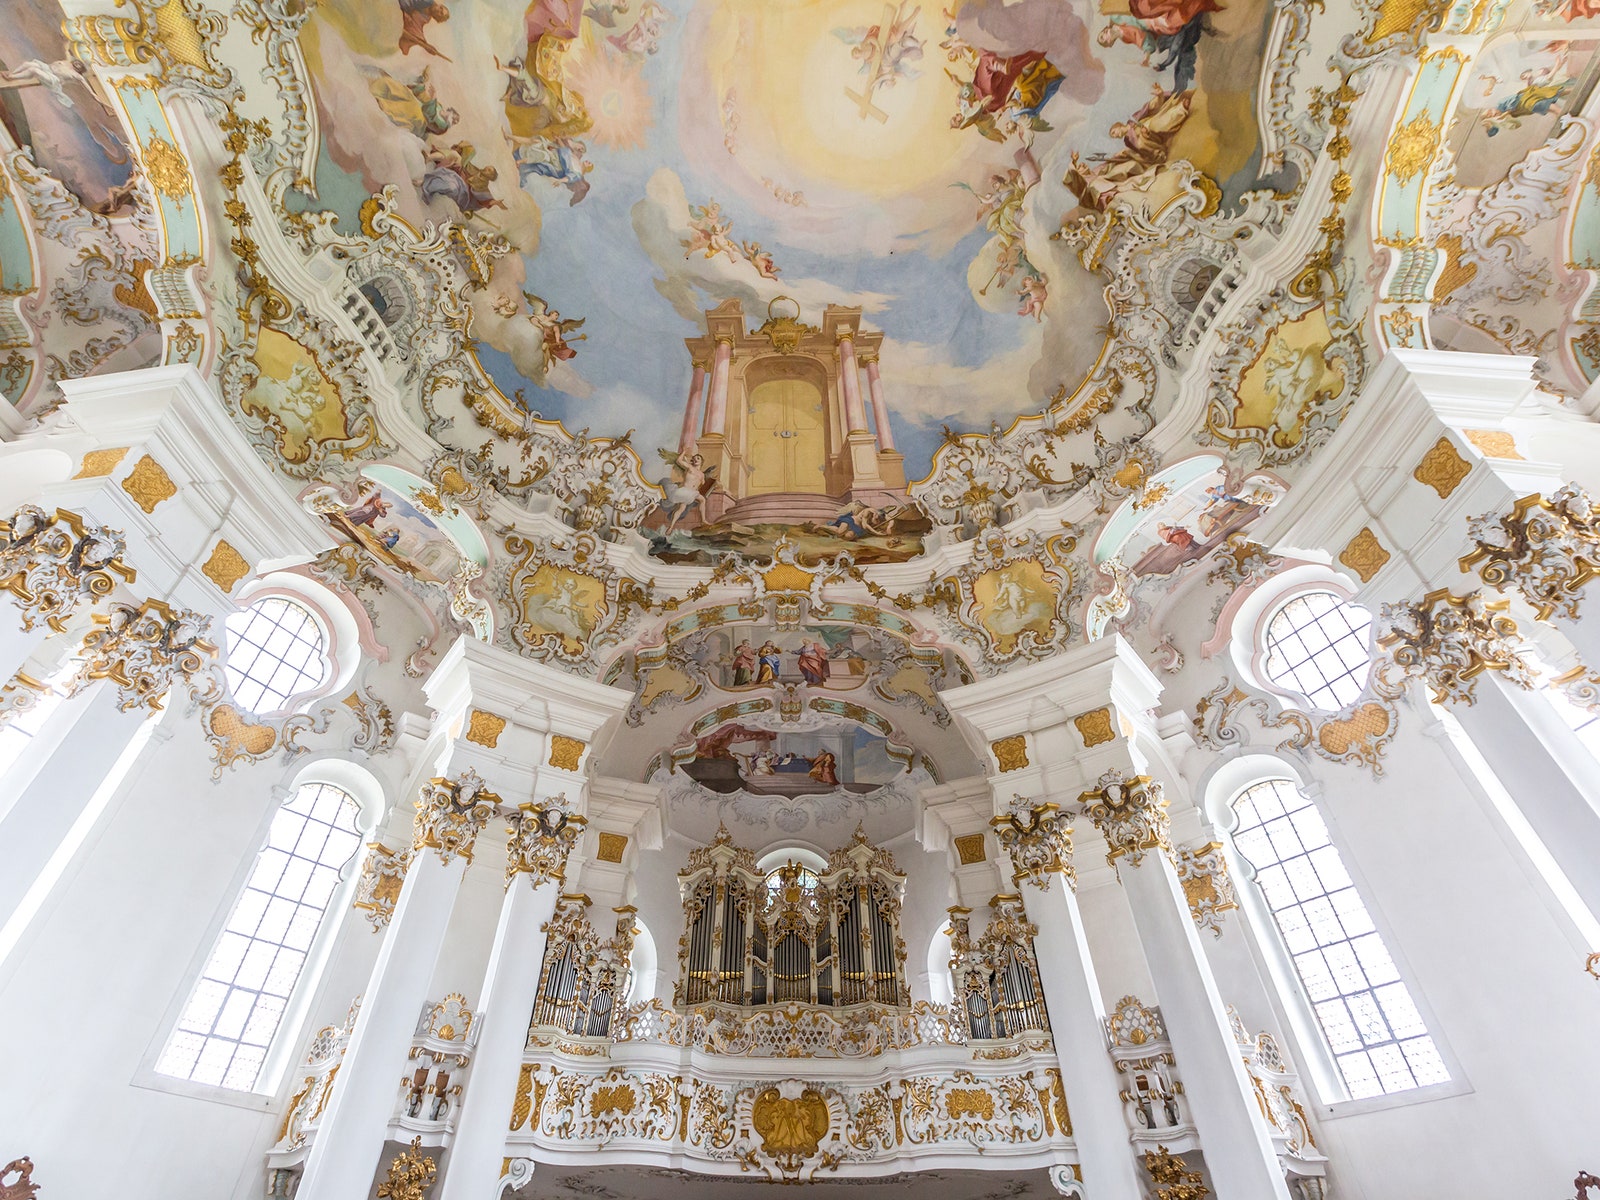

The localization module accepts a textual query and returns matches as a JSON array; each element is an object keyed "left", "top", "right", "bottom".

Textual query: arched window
[
  {"left": 223, "top": 598, "right": 329, "bottom": 714},
  {"left": 155, "top": 781, "right": 362, "bottom": 1091},
  {"left": 1262, "top": 589, "right": 1374, "bottom": 711},
  {"left": 1229, "top": 778, "right": 1447, "bottom": 1100}
]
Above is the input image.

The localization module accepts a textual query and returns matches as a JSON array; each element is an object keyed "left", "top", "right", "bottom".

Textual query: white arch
[
  {"left": 289, "top": 755, "right": 387, "bottom": 834},
  {"left": 628, "top": 917, "right": 660, "bottom": 1004},
  {"left": 925, "top": 924, "right": 954, "bottom": 1007}
]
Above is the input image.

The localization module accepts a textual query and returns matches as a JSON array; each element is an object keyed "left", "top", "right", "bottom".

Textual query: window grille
[
  {"left": 1231, "top": 779, "right": 1447, "bottom": 1100},
  {"left": 155, "top": 782, "right": 361, "bottom": 1091},
  {"left": 1262, "top": 590, "right": 1374, "bottom": 711},
  {"left": 223, "top": 598, "right": 328, "bottom": 714}
]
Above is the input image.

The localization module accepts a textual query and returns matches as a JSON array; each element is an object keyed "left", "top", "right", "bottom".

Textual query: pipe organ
[
  {"left": 529, "top": 897, "right": 637, "bottom": 1040},
  {"left": 947, "top": 898, "right": 1049, "bottom": 1040},
  {"left": 675, "top": 827, "right": 910, "bottom": 1011}
]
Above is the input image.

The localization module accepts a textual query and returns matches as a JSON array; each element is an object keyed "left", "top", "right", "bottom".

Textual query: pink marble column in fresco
[
  {"left": 862, "top": 354, "right": 896, "bottom": 452},
  {"left": 679, "top": 358, "right": 707, "bottom": 454},
  {"left": 836, "top": 332, "right": 869, "bottom": 433},
  {"left": 702, "top": 339, "right": 733, "bottom": 436}
]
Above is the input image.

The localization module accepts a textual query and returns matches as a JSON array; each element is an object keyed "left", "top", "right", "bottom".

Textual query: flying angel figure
[
  {"left": 835, "top": 2, "right": 924, "bottom": 123},
  {"left": 522, "top": 291, "right": 587, "bottom": 374}
]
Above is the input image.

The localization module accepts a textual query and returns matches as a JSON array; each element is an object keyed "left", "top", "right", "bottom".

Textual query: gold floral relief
[
  {"left": 142, "top": 135, "right": 193, "bottom": 201},
  {"left": 1073, "top": 707, "right": 1116, "bottom": 748},
  {"left": 75, "top": 447, "right": 129, "bottom": 479},
  {"left": 1413, "top": 436, "right": 1471, "bottom": 499},
  {"left": 549, "top": 734, "right": 586, "bottom": 770},
  {"left": 1384, "top": 111, "right": 1442, "bottom": 187},
  {"left": 200, "top": 540, "right": 250, "bottom": 593},
  {"left": 945, "top": 1089, "right": 995, "bottom": 1121},
  {"left": 1463, "top": 429, "right": 1521, "bottom": 461},
  {"left": 597, "top": 832, "right": 628, "bottom": 863},
  {"left": 991, "top": 734, "right": 1028, "bottom": 773},
  {"left": 953, "top": 833, "right": 987, "bottom": 865},
  {"left": 121, "top": 454, "right": 177, "bottom": 513},
  {"left": 465, "top": 709, "right": 507, "bottom": 748},
  {"left": 1338, "top": 527, "right": 1390, "bottom": 584}
]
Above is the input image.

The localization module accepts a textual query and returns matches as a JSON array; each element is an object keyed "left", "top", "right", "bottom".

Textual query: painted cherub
[
  {"left": 682, "top": 201, "right": 741, "bottom": 263},
  {"left": 741, "top": 241, "right": 780, "bottom": 280}
]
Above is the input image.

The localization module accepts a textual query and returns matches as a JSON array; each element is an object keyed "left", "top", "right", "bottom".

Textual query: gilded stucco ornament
[
  {"left": 412, "top": 769, "right": 500, "bottom": 865},
  {"left": 991, "top": 800, "right": 1075, "bottom": 891},
  {"left": 1461, "top": 486, "right": 1600, "bottom": 622},
  {"left": 1079, "top": 771, "right": 1172, "bottom": 867},
  {"left": 506, "top": 796, "right": 587, "bottom": 887},
  {"left": 1144, "top": 1146, "right": 1211, "bottom": 1200},
  {"left": 0, "top": 506, "right": 134, "bottom": 631},
  {"left": 375, "top": 1137, "right": 436, "bottom": 1200},
  {"left": 73, "top": 598, "right": 215, "bottom": 713},
  {"left": 1173, "top": 842, "right": 1239, "bottom": 938},
  {"left": 1378, "top": 588, "right": 1539, "bottom": 705},
  {"left": 352, "top": 842, "right": 412, "bottom": 930}
]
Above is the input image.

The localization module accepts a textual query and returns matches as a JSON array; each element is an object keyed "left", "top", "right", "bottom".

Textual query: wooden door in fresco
[{"left": 746, "top": 379, "right": 826, "bottom": 495}]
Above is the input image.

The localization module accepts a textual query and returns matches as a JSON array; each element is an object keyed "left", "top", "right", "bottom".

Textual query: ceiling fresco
[{"left": 4, "top": 0, "right": 1600, "bottom": 805}]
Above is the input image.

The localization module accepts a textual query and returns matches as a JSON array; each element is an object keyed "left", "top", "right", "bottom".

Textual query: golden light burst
[{"left": 567, "top": 42, "right": 653, "bottom": 153}]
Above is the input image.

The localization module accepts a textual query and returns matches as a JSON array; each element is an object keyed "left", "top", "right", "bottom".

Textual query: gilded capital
[
  {"left": 1079, "top": 771, "right": 1171, "bottom": 867},
  {"left": 73, "top": 598, "right": 215, "bottom": 712},
  {"left": 1377, "top": 587, "right": 1538, "bottom": 705},
  {"left": 506, "top": 794, "right": 587, "bottom": 887},
  {"left": 1461, "top": 485, "right": 1600, "bottom": 622},
  {"left": 991, "top": 799, "right": 1075, "bottom": 891},
  {"left": 0, "top": 505, "right": 134, "bottom": 632},
  {"left": 412, "top": 769, "right": 500, "bottom": 865}
]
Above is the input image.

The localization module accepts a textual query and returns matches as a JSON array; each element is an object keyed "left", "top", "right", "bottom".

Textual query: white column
[
  {"left": 437, "top": 804, "right": 575, "bottom": 1200},
  {"left": 0, "top": 684, "right": 152, "bottom": 948},
  {"left": 1002, "top": 814, "right": 1142, "bottom": 1200},
  {"left": 1113, "top": 835, "right": 1291, "bottom": 1200},
  {"left": 296, "top": 775, "right": 492, "bottom": 1199},
  {"left": 1445, "top": 670, "right": 1600, "bottom": 922}
]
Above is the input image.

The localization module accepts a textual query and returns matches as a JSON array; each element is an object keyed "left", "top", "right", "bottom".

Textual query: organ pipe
[{"left": 673, "top": 826, "right": 910, "bottom": 1012}]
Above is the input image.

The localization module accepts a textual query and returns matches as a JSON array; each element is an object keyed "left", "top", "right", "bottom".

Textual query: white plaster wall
[
  {"left": 0, "top": 710, "right": 296, "bottom": 1199},
  {"left": 1284, "top": 714, "right": 1600, "bottom": 1199}
]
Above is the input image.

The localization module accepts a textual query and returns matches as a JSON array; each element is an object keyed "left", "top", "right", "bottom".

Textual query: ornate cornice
[
  {"left": 991, "top": 801, "right": 1075, "bottom": 891},
  {"left": 1079, "top": 772, "right": 1171, "bottom": 867},
  {"left": 506, "top": 795, "right": 586, "bottom": 887},
  {"left": 412, "top": 769, "right": 500, "bottom": 865}
]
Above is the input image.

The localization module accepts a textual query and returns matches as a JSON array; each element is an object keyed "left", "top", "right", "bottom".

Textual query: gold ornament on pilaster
[
  {"left": 1461, "top": 486, "right": 1600, "bottom": 622},
  {"left": 0, "top": 505, "right": 134, "bottom": 631},
  {"left": 1143, "top": 1146, "right": 1210, "bottom": 1200},
  {"left": 1079, "top": 771, "right": 1172, "bottom": 867},
  {"left": 412, "top": 769, "right": 500, "bottom": 865},
  {"left": 506, "top": 795, "right": 587, "bottom": 887},
  {"left": 375, "top": 1136, "right": 437, "bottom": 1200},
  {"left": 990, "top": 799, "right": 1074, "bottom": 890},
  {"left": 1377, "top": 588, "right": 1539, "bottom": 705},
  {"left": 1173, "top": 842, "right": 1239, "bottom": 938},
  {"left": 73, "top": 598, "right": 215, "bottom": 712},
  {"left": 352, "top": 842, "right": 412, "bottom": 930}
]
